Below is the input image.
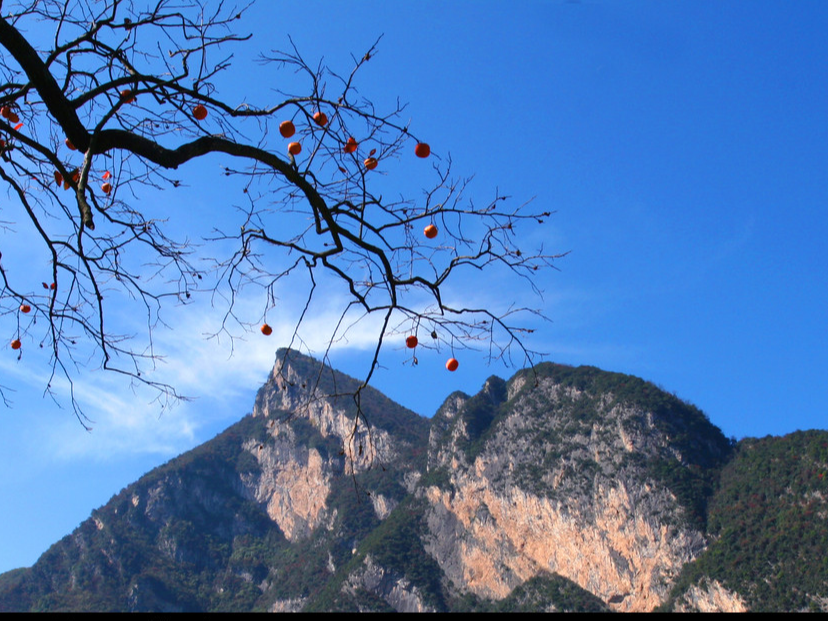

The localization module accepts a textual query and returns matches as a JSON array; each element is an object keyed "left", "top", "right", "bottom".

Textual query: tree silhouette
[{"left": 0, "top": 0, "right": 564, "bottom": 429}]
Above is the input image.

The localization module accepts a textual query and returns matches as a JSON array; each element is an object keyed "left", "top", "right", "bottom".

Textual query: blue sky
[{"left": 1, "top": 0, "right": 827, "bottom": 574}]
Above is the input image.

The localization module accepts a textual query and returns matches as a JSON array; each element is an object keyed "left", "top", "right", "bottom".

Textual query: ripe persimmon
[
  {"left": 446, "top": 358, "right": 459, "bottom": 372},
  {"left": 193, "top": 104, "right": 208, "bottom": 120},
  {"left": 364, "top": 157, "right": 378, "bottom": 170},
  {"left": 288, "top": 142, "right": 302, "bottom": 155},
  {"left": 20, "top": 304, "right": 31, "bottom": 313},
  {"left": 101, "top": 182, "right": 112, "bottom": 195},
  {"left": 120, "top": 89, "right": 135, "bottom": 103},
  {"left": 343, "top": 137, "right": 358, "bottom": 153},
  {"left": 415, "top": 143, "right": 430, "bottom": 158},
  {"left": 406, "top": 335, "right": 418, "bottom": 349},
  {"left": 10, "top": 339, "right": 21, "bottom": 350},
  {"left": 0, "top": 106, "right": 10, "bottom": 119},
  {"left": 313, "top": 111, "right": 328, "bottom": 126},
  {"left": 65, "top": 138, "right": 76, "bottom": 150},
  {"left": 424, "top": 224, "right": 438, "bottom": 239},
  {"left": 279, "top": 120, "right": 296, "bottom": 138},
  {"left": 7, "top": 111, "right": 19, "bottom": 124},
  {"left": 63, "top": 170, "right": 79, "bottom": 190},
  {"left": 261, "top": 323, "right": 273, "bottom": 336}
]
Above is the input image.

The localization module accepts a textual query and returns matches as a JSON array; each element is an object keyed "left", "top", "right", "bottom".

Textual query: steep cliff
[
  {"left": 1, "top": 349, "right": 825, "bottom": 612},
  {"left": 419, "top": 365, "right": 731, "bottom": 612}
]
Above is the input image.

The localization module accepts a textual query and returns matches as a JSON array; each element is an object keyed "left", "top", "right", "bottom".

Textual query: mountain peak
[
  {"left": 259, "top": 347, "right": 347, "bottom": 415},
  {"left": 1, "top": 355, "right": 823, "bottom": 612},
  {"left": 253, "top": 349, "right": 429, "bottom": 471}
]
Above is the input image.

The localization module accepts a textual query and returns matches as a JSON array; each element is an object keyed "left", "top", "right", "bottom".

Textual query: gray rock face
[{"left": 420, "top": 371, "right": 715, "bottom": 611}]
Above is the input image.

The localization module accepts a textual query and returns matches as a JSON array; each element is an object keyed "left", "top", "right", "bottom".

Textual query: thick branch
[{"left": 0, "top": 15, "right": 89, "bottom": 147}]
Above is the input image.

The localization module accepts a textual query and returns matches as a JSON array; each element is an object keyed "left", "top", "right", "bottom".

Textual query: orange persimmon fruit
[
  {"left": 192, "top": 104, "right": 207, "bottom": 120},
  {"left": 343, "top": 137, "right": 358, "bottom": 153},
  {"left": 406, "top": 335, "right": 418, "bottom": 349},
  {"left": 10, "top": 339, "right": 21, "bottom": 350},
  {"left": 120, "top": 89, "right": 135, "bottom": 103},
  {"left": 0, "top": 105, "right": 10, "bottom": 119},
  {"left": 20, "top": 304, "right": 31, "bottom": 313},
  {"left": 415, "top": 143, "right": 431, "bottom": 158},
  {"left": 279, "top": 120, "right": 296, "bottom": 138},
  {"left": 261, "top": 323, "right": 273, "bottom": 336},
  {"left": 63, "top": 170, "right": 79, "bottom": 190},
  {"left": 288, "top": 142, "right": 302, "bottom": 155},
  {"left": 65, "top": 138, "right": 76, "bottom": 150},
  {"left": 364, "top": 157, "right": 378, "bottom": 170},
  {"left": 313, "top": 111, "right": 328, "bottom": 126},
  {"left": 101, "top": 182, "right": 112, "bottom": 195},
  {"left": 424, "top": 224, "right": 438, "bottom": 239},
  {"left": 446, "top": 357, "right": 459, "bottom": 372}
]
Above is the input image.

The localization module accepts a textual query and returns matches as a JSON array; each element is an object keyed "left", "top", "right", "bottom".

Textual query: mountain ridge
[{"left": 1, "top": 348, "right": 825, "bottom": 612}]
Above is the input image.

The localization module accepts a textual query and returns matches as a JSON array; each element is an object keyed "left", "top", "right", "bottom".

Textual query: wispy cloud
[{"left": 2, "top": 285, "right": 396, "bottom": 463}]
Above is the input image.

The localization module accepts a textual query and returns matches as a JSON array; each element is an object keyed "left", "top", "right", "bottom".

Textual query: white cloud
[{"left": 2, "top": 282, "right": 397, "bottom": 463}]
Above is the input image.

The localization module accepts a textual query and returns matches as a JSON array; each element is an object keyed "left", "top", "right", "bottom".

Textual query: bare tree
[{"left": 0, "top": 0, "right": 565, "bottom": 432}]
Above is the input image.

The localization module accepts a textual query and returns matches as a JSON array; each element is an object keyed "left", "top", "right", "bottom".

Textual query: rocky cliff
[{"left": 1, "top": 349, "right": 825, "bottom": 612}]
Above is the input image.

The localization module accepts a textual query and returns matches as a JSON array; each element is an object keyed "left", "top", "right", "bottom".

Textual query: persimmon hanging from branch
[{"left": 0, "top": 0, "right": 565, "bottom": 430}]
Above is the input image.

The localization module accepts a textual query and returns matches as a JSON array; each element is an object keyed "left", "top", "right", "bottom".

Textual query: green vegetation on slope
[{"left": 661, "top": 430, "right": 828, "bottom": 612}]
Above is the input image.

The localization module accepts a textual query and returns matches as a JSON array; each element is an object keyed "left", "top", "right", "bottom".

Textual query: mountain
[{"left": 1, "top": 348, "right": 826, "bottom": 612}]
